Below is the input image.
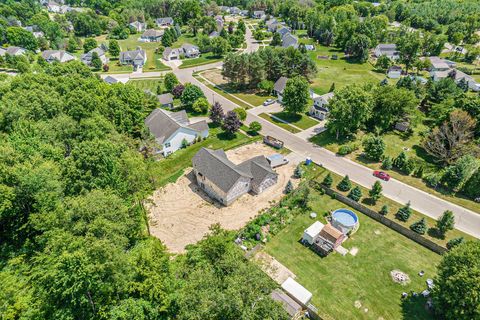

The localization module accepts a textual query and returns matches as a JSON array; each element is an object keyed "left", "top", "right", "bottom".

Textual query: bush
[
  {"left": 233, "top": 107, "right": 247, "bottom": 121},
  {"left": 337, "top": 175, "right": 352, "bottom": 192},
  {"left": 284, "top": 180, "right": 294, "bottom": 194},
  {"left": 322, "top": 173, "right": 333, "bottom": 188},
  {"left": 446, "top": 237, "right": 465, "bottom": 250},
  {"left": 382, "top": 156, "right": 393, "bottom": 170},
  {"left": 402, "top": 158, "right": 416, "bottom": 175},
  {"left": 393, "top": 151, "right": 407, "bottom": 169},
  {"left": 414, "top": 165, "right": 424, "bottom": 178},
  {"left": 338, "top": 143, "right": 359, "bottom": 156},
  {"left": 192, "top": 97, "right": 209, "bottom": 114},
  {"left": 249, "top": 121, "right": 262, "bottom": 133},
  {"left": 362, "top": 135, "right": 385, "bottom": 161},
  {"left": 379, "top": 204, "right": 389, "bottom": 215},
  {"left": 436, "top": 210, "right": 455, "bottom": 237},
  {"left": 294, "top": 165, "right": 304, "bottom": 179},
  {"left": 347, "top": 186, "right": 362, "bottom": 202},
  {"left": 397, "top": 201, "right": 412, "bottom": 222},
  {"left": 181, "top": 138, "right": 189, "bottom": 149},
  {"left": 425, "top": 172, "right": 442, "bottom": 188},
  {"left": 410, "top": 218, "right": 427, "bottom": 235}
]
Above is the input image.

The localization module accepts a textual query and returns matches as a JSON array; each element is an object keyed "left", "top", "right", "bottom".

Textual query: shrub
[
  {"left": 382, "top": 156, "right": 393, "bottom": 170},
  {"left": 322, "top": 173, "right": 333, "bottom": 188},
  {"left": 338, "top": 143, "right": 359, "bottom": 156},
  {"left": 192, "top": 97, "right": 209, "bottom": 114},
  {"left": 362, "top": 135, "right": 385, "bottom": 161},
  {"left": 402, "top": 158, "right": 416, "bottom": 175},
  {"left": 369, "top": 181, "right": 383, "bottom": 203},
  {"left": 414, "top": 165, "right": 424, "bottom": 178},
  {"left": 347, "top": 186, "right": 362, "bottom": 202},
  {"left": 181, "top": 138, "right": 189, "bottom": 149},
  {"left": 425, "top": 172, "right": 442, "bottom": 188},
  {"left": 436, "top": 210, "right": 455, "bottom": 237},
  {"left": 393, "top": 151, "right": 407, "bottom": 169},
  {"left": 233, "top": 107, "right": 247, "bottom": 121},
  {"left": 285, "top": 180, "right": 294, "bottom": 194},
  {"left": 397, "top": 201, "right": 412, "bottom": 221},
  {"left": 337, "top": 175, "right": 352, "bottom": 192},
  {"left": 379, "top": 204, "right": 389, "bottom": 215},
  {"left": 410, "top": 218, "right": 427, "bottom": 235},
  {"left": 172, "top": 84, "right": 185, "bottom": 98},
  {"left": 446, "top": 237, "right": 465, "bottom": 250},
  {"left": 294, "top": 165, "right": 304, "bottom": 179},
  {"left": 249, "top": 121, "right": 262, "bottom": 133}
]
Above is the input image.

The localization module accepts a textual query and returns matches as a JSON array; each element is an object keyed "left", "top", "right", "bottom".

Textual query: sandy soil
[
  {"left": 201, "top": 68, "right": 228, "bottom": 85},
  {"left": 146, "top": 142, "right": 295, "bottom": 253},
  {"left": 254, "top": 251, "right": 296, "bottom": 285}
]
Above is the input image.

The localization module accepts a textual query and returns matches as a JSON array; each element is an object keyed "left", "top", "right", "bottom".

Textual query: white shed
[
  {"left": 281, "top": 277, "right": 313, "bottom": 306},
  {"left": 302, "top": 221, "right": 325, "bottom": 245}
]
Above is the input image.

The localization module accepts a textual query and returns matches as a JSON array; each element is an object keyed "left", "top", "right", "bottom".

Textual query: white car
[{"left": 263, "top": 99, "right": 275, "bottom": 106}]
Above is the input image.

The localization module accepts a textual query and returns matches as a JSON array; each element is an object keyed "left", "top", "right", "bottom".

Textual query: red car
[{"left": 373, "top": 171, "right": 391, "bottom": 181}]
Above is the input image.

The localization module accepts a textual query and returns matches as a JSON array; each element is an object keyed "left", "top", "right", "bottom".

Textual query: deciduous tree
[{"left": 282, "top": 76, "right": 309, "bottom": 114}]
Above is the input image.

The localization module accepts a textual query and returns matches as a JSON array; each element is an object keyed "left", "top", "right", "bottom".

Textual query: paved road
[{"left": 104, "top": 25, "right": 480, "bottom": 239}]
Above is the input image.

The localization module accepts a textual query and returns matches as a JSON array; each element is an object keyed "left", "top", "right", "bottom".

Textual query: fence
[{"left": 309, "top": 181, "right": 448, "bottom": 255}]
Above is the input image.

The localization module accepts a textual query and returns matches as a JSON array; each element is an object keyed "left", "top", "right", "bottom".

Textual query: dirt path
[{"left": 146, "top": 142, "right": 295, "bottom": 253}]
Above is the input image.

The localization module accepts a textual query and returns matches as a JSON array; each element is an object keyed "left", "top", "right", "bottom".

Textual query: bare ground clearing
[{"left": 146, "top": 142, "right": 296, "bottom": 253}]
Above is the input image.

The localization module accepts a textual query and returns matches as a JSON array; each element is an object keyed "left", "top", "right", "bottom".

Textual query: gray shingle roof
[
  {"left": 156, "top": 17, "right": 174, "bottom": 25},
  {"left": 237, "top": 155, "right": 276, "bottom": 187},
  {"left": 282, "top": 33, "right": 298, "bottom": 48},
  {"left": 157, "top": 93, "right": 173, "bottom": 105},
  {"left": 274, "top": 76, "right": 288, "bottom": 93},
  {"left": 142, "top": 29, "right": 163, "bottom": 38}
]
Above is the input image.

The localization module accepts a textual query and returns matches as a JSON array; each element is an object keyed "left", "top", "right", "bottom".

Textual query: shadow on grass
[
  {"left": 216, "top": 131, "right": 237, "bottom": 141},
  {"left": 427, "top": 228, "right": 444, "bottom": 240},
  {"left": 401, "top": 295, "right": 434, "bottom": 320}
]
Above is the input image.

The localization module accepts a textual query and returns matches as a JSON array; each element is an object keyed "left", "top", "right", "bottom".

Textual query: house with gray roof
[
  {"left": 192, "top": 148, "right": 278, "bottom": 206},
  {"left": 374, "top": 43, "right": 400, "bottom": 60},
  {"left": 276, "top": 26, "right": 291, "bottom": 38},
  {"left": 163, "top": 44, "right": 200, "bottom": 61},
  {"left": 129, "top": 21, "right": 146, "bottom": 33},
  {"left": 252, "top": 10, "right": 266, "bottom": 19},
  {"left": 181, "top": 43, "right": 200, "bottom": 58},
  {"left": 119, "top": 49, "right": 146, "bottom": 68},
  {"left": 145, "top": 109, "right": 209, "bottom": 156},
  {"left": 155, "top": 17, "right": 174, "bottom": 27},
  {"left": 0, "top": 46, "right": 27, "bottom": 57},
  {"left": 163, "top": 47, "right": 181, "bottom": 61},
  {"left": 310, "top": 92, "right": 334, "bottom": 120},
  {"left": 140, "top": 29, "right": 164, "bottom": 42},
  {"left": 273, "top": 76, "right": 288, "bottom": 101},
  {"left": 41, "top": 50, "right": 75, "bottom": 63},
  {"left": 281, "top": 32, "right": 298, "bottom": 48},
  {"left": 157, "top": 93, "right": 174, "bottom": 108},
  {"left": 81, "top": 47, "right": 108, "bottom": 66}
]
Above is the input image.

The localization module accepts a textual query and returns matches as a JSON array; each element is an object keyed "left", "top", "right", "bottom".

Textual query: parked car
[
  {"left": 263, "top": 98, "right": 275, "bottom": 106},
  {"left": 373, "top": 171, "right": 390, "bottom": 181}
]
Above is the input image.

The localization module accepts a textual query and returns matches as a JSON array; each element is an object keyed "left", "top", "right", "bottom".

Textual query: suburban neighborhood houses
[{"left": 1, "top": 0, "right": 480, "bottom": 320}]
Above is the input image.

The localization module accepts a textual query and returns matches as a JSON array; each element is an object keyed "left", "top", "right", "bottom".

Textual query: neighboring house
[
  {"left": 281, "top": 33, "right": 298, "bottom": 48},
  {"left": 311, "top": 223, "right": 345, "bottom": 256},
  {"left": 81, "top": 47, "right": 108, "bottom": 66},
  {"left": 157, "top": 93, "right": 174, "bottom": 108},
  {"left": 129, "top": 21, "right": 147, "bottom": 33},
  {"left": 215, "top": 15, "right": 224, "bottom": 31},
  {"left": 47, "top": 1, "right": 61, "bottom": 12},
  {"left": 145, "top": 109, "right": 209, "bottom": 156},
  {"left": 140, "top": 29, "right": 164, "bottom": 42},
  {"left": 209, "top": 31, "right": 219, "bottom": 38},
  {"left": 155, "top": 17, "right": 174, "bottom": 27},
  {"left": 229, "top": 7, "right": 241, "bottom": 15},
  {"left": 240, "top": 10, "right": 249, "bottom": 16},
  {"left": 119, "top": 49, "right": 147, "bottom": 68},
  {"left": 374, "top": 43, "right": 400, "bottom": 60},
  {"left": 163, "top": 47, "right": 182, "bottom": 61},
  {"left": 428, "top": 56, "right": 453, "bottom": 72},
  {"left": 192, "top": 148, "right": 278, "bottom": 206},
  {"left": 103, "top": 75, "right": 129, "bottom": 84},
  {"left": 273, "top": 76, "right": 288, "bottom": 101},
  {"left": 387, "top": 65, "right": 403, "bottom": 79},
  {"left": 276, "top": 26, "right": 291, "bottom": 38},
  {"left": 163, "top": 44, "right": 199, "bottom": 60},
  {"left": 252, "top": 10, "right": 266, "bottom": 19},
  {"left": 266, "top": 18, "right": 279, "bottom": 32},
  {"left": 33, "top": 31, "right": 45, "bottom": 38},
  {"left": 181, "top": 43, "right": 200, "bottom": 58},
  {"left": 41, "top": 50, "right": 75, "bottom": 63},
  {"left": 0, "top": 46, "right": 27, "bottom": 57},
  {"left": 309, "top": 92, "right": 334, "bottom": 120},
  {"left": 432, "top": 69, "right": 480, "bottom": 91}
]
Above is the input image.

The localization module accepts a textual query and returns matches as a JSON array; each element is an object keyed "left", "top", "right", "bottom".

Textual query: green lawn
[
  {"left": 149, "top": 126, "right": 261, "bottom": 187},
  {"left": 258, "top": 113, "right": 301, "bottom": 133},
  {"left": 265, "top": 190, "right": 441, "bottom": 320},
  {"left": 193, "top": 74, "right": 252, "bottom": 109},
  {"left": 309, "top": 127, "right": 480, "bottom": 214},
  {"left": 272, "top": 112, "right": 319, "bottom": 130},
  {"left": 128, "top": 78, "right": 163, "bottom": 93},
  {"left": 179, "top": 52, "right": 224, "bottom": 69}
]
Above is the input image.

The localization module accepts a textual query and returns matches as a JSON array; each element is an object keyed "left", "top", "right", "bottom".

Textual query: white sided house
[
  {"left": 145, "top": 109, "right": 209, "bottom": 156},
  {"left": 273, "top": 76, "right": 288, "bottom": 102},
  {"left": 309, "top": 92, "right": 334, "bottom": 120},
  {"left": 374, "top": 44, "right": 400, "bottom": 60},
  {"left": 192, "top": 148, "right": 278, "bottom": 206}
]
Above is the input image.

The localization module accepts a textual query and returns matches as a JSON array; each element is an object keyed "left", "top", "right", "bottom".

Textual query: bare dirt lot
[
  {"left": 146, "top": 142, "right": 295, "bottom": 253},
  {"left": 201, "top": 68, "right": 228, "bottom": 85}
]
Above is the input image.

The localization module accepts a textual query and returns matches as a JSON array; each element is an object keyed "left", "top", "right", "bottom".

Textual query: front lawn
[
  {"left": 258, "top": 113, "right": 301, "bottom": 133},
  {"left": 265, "top": 190, "right": 441, "bottom": 320},
  {"left": 128, "top": 78, "right": 163, "bottom": 93},
  {"left": 272, "top": 112, "right": 319, "bottom": 130},
  {"left": 179, "top": 52, "right": 223, "bottom": 69}
]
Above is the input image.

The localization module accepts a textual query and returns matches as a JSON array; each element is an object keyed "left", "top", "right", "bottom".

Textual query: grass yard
[
  {"left": 310, "top": 127, "right": 480, "bottom": 214},
  {"left": 179, "top": 52, "right": 224, "bottom": 69},
  {"left": 128, "top": 78, "right": 163, "bottom": 93},
  {"left": 265, "top": 190, "right": 441, "bottom": 320},
  {"left": 271, "top": 111, "right": 319, "bottom": 130},
  {"left": 258, "top": 113, "right": 301, "bottom": 133},
  {"left": 149, "top": 126, "right": 261, "bottom": 187},
  {"left": 193, "top": 74, "right": 252, "bottom": 109}
]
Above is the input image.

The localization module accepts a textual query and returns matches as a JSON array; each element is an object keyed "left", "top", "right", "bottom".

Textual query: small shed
[
  {"left": 302, "top": 221, "right": 325, "bottom": 245},
  {"left": 281, "top": 277, "right": 313, "bottom": 306},
  {"left": 387, "top": 65, "right": 403, "bottom": 79},
  {"left": 266, "top": 153, "right": 288, "bottom": 168},
  {"left": 270, "top": 289, "right": 303, "bottom": 317}
]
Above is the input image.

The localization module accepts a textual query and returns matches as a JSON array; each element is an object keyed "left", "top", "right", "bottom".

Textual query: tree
[
  {"left": 320, "top": 173, "right": 332, "bottom": 188},
  {"left": 249, "top": 121, "right": 262, "bottom": 133},
  {"left": 363, "top": 135, "right": 385, "bottom": 161},
  {"left": 345, "top": 34, "right": 371, "bottom": 62},
  {"left": 181, "top": 138, "right": 189, "bottom": 148},
  {"left": 180, "top": 84, "right": 205, "bottom": 108},
  {"left": 446, "top": 237, "right": 465, "bottom": 250},
  {"left": 6, "top": 27, "right": 38, "bottom": 51},
  {"left": 67, "top": 37, "right": 78, "bottom": 52},
  {"left": 376, "top": 55, "right": 391, "bottom": 70},
  {"left": 164, "top": 73, "right": 179, "bottom": 92},
  {"left": 433, "top": 241, "right": 480, "bottom": 320},
  {"left": 441, "top": 155, "right": 479, "bottom": 192},
  {"left": 258, "top": 80, "right": 274, "bottom": 94},
  {"left": 423, "top": 110, "right": 477, "bottom": 164},
  {"left": 397, "top": 30, "right": 421, "bottom": 73},
  {"left": 379, "top": 204, "right": 389, "bottom": 215},
  {"left": 222, "top": 111, "right": 241, "bottom": 135},
  {"left": 271, "top": 32, "right": 282, "bottom": 46},
  {"left": 410, "top": 217, "right": 427, "bottom": 234},
  {"left": 369, "top": 181, "right": 383, "bottom": 203},
  {"left": 282, "top": 76, "right": 309, "bottom": 114},
  {"left": 327, "top": 85, "right": 373, "bottom": 139},
  {"left": 254, "top": 29, "right": 265, "bottom": 41},
  {"left": 393, "top": 151, "right": 407, "bottom": 169},
  {"left": 436, "top": 210, "right": 455, "bottom": 238},
  {"left": 294, "top": 165, "right": 304, "bottom": 178},
  {"left": 329, "top": 83, "right": 335, "bottom": 92},
  {"left": 90, "top": 52, "right": 102, "bottom": 70},
  {"left": 382, "top": 156, "right": 393, "bottom": 170},
  {"left": 192, "top": 97, "right": 209, "bottom": 114},
  {"left": 337, "top": 175, "right": 352, "bottom": 192},
  {"left": 347, "top": 186, "right": 362, "bottom": 202},
  {"left": 83, "top": 38, "right": 97, "bottom": 53},
  {"left": 172, "top": 84, "right": 185, "bottom": 98},
  {"left": 211, "top": 36, "right": 230, "bottom": 56},
  {"left": 396, "top": 201, "right": 412, "bottom": 221},
  {"left": 285, "top": 180, "right": 294, "bottom": 194},
  {"left": 237, "top": 20, "right": 246, "bottom": 34},
  {"left": 109, "top": 39, "right": 120, "bottom": 58},
  {"left": 161, "top": 32, "right": 173, "bottom": 47},
  {"left": 233, "top": 107, "right": 246, "bottom": 121},
  {"left": 372, "top": 86, "right": 418, "bottom": 132},
  {"left": 209, "top": 102, "right": 224, "bottom": 124}
]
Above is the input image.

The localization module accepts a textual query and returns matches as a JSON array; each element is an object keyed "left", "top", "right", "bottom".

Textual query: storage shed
[
  {"left": 302, "top": 221, "right": 325, "bottom": 245},
  {"left": 281, "top": 277, "right": 313, "bottom": 306}
]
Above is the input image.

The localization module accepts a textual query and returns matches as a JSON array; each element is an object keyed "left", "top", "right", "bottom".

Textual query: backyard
[{"left": 265, "top": 190, "right": 441, "bottom": 320}]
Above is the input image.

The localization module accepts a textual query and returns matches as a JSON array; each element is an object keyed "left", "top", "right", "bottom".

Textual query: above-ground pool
[{"left": 331, "top": 209, "right": 359, "bottom": 235}]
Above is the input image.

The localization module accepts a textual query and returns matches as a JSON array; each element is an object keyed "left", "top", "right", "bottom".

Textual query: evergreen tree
[
  {"left": 322, "top": 173, "right": 333, "bottom": 187},
  {"left": 109, "top": 39, "right": 120, "bottom": 58},
  {"left": 337, "top": 175, "right": 352, "bottom": 191},
  {"left": 393, "top": 151, "right": 407, "bottom": 169},
  {"left": 436, "top": 210, "right": 455, "bottom": 237},
  {"left": 294, "top": 165, "right": 304, "bottom": 179},
  {"left": 382, "top": 156, "right": 393, "bottom": 170},
  {"left": 285, "top": 180, "right": 294, "bottom": 194},
  {"left": 397, "top": 201, "right": 412, "bottom": 221},
  {"left": 446, "top": 237, "right": 465, "bottom": 250},
  {"left": 271, "top": 32, "right": 282, "bottom": 46},
  {"left": 347, "top": 186, "right": 362, "bottom": 202},
  {"left": 91, "top": 52, "right": 102, "bottom": 70},
  {"left": 410, "top": 217, "right": 427, "bottom": 234},
  {"left": 369, "top": 181, "right": 383, "bottom": 203},
  {"left": 379, "top": 204, "right": 389, "bottom": 215}
]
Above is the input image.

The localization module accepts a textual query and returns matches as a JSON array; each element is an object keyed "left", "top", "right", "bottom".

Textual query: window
[{"left": 164, "top": 142, "right": 171, "bottom": 148}]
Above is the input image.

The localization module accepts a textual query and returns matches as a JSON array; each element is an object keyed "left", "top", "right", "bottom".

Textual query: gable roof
[
  {"left": 156, "top": 17, "right": 174, "bottom": 25},
  {"left": 276, "top": 26, "right": 290, "bottom": 37},
  {"left": 157, "top": 93, "right": 173, "bottom": 105},
  {"left": 429, "top": 56, "right": 451, "bottom": 70},
  {"left": 0, "top": 46, "right": 26, "bottom": 56},
  {"left": 41, "top": 50, "right": 75, "bottom": 62},
  {"left": 274, "top": 76, "right": 288, "bottom": 93},
  {"left": 120, "top": 49, "right": 146, "bottom": 62},
  {"left": 281, "top": 33, "right": 298, "bottom": 48},
  {"left": 142, "top": 29, "right": 164, "bottom": 38},
  {"left": 236, "top": 155, "right": 276, "bottom": 186},
  {"left": 318, "top": 223, "right": 344, "bottom": 243},
  {"left": 376, "top": 43, "right": 397, "bottom": 53}
]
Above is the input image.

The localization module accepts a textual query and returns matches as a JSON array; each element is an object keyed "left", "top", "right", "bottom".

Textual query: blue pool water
[{"left": 332, "top": 209, "right": 358, "bottom": 227}]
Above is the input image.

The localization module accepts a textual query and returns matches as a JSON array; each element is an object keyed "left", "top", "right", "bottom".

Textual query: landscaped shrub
[
  {"left": 446, "top": 237, "right": 465, "bottom": 250},
  {"left": 382, "top": 156, "right": 393, "bottom": 170},
  {"left": 181, "top": 138, "right": 189, "bottom": 149},
  {"left": 284, "top": 180, "right": 294, "bottom": 194},
  {"left": 248, "top": 121, "right": 262, "bottom": 133},
  {"left": 379, "top": 204, "right": 389, "bottom": 215},
  {"left": 347, "top": 186, "right": 362, "bottom": 202},
  {"left": 436, "top": 210, "right": 455, "bottom": 238},
  {"left": 338, "top": 142, "right": 359, "bottom": 156},
  {"left": 322, "top": 173, "right": 333, "bottom": 187},
  {"left": 393, "top": 151, "right": 407, "bottom": 169},
  {"left": 402, "top": 158, "right": 416, "bottom": 175},
  {"left": 233, "top": 107, "right": 247, "bottom": 121},
  {"left": 337, "top": 175, "right": 352, "bottom": 192},
  {"left": 369, "top": 181, "right": 383, "bottom": 203},
  {"left": 397, "top": 201, "right": 412, "bottom": 221},
  {"left": 410, "top": 218, "right": 427, "bottom": 234},
  {"left": 414, "top": 165, "right": 424, "bottom": 178},
  {"left": 294, "top": 165, "right": 304, "bottom": 179},
  {"left": 424, "top": 172, "right": 442, "bottom": 189},
  {"left": 362, "top": 135, "right": 385, "bottom": 161}
]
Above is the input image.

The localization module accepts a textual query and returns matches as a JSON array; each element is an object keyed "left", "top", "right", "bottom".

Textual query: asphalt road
[{"left": 104, "top": 25, "right": 480, "bottom": 239}]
